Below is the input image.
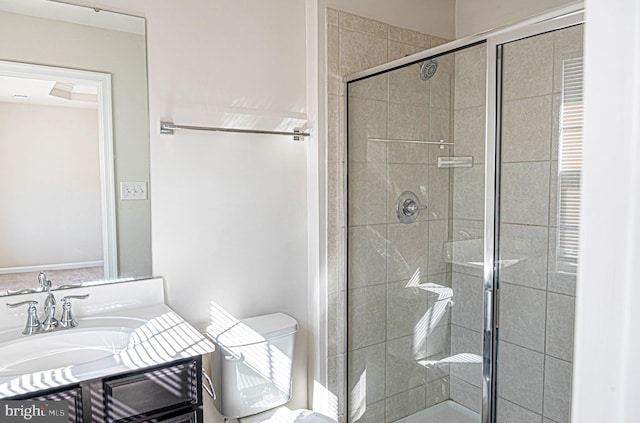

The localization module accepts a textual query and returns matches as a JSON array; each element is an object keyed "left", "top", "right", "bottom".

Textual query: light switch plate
[{"left": 120, "top": 181, "right": 148, "bottom": 200}]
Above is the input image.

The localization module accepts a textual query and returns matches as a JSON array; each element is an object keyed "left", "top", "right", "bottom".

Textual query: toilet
[{"left": 206, "top": 312, "right": 336, "bottom": 423}]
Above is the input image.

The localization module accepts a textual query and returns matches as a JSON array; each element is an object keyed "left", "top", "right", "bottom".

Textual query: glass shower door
[
  {"left": 346, "top": 42, "right": 487, "bottom": 423},
  {"left": 494, "top": 24, "right": 584, "bottom": 423}
]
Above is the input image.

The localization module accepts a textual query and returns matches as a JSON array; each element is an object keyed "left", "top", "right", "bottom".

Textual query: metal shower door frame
[
  {"left": 343, "top": 4, "right": 584, "bottom": 423},
  {"left": 484, "top": 9, "right": 584, "bottom": 422}
]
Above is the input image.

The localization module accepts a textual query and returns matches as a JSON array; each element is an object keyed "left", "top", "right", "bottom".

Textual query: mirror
[{"left": 0, "top": 0, "right": 151, "bottom": 295}]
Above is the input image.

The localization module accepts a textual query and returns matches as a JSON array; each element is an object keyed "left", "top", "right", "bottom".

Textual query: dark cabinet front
[{"left": 5, "top": 356, "right": 203, "bottom": 423}]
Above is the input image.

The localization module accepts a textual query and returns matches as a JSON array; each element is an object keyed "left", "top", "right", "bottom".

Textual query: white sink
[
  {"left": 0, "top": 316, "right": 146, "bottom": 377},
  {"left": 0, "top": 279, "right": 215, "bottom": 399}
]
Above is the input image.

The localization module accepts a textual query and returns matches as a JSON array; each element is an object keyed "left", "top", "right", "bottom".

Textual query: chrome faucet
[
  {"left": 41, "top": 283, "right": 58, "bottom": 332},
  {"left": 5, "top": 276, "right": 89, "bottom": 335}
]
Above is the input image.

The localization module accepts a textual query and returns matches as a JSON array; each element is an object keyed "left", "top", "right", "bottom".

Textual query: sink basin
[
  {"left": 0, "top": 316, "right": 145, "bottom": 377},
  {"left": 0, "top": 302, "right": 215, "bottom": 399},
  {"left": 0, "top": 327, "right": 134, "bottom": 377}
]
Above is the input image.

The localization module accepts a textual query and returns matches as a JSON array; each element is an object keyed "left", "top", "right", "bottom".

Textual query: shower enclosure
[{"left": 344, "top": 6, "right": 583, "bottom": 423}]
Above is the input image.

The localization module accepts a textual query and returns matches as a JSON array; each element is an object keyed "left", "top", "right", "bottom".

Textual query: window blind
[{"left": 557, "top": 56, "right": 584, "bottom": 267}]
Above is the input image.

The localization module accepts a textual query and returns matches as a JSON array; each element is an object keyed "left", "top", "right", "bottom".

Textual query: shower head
[{"left": 420, "top": 59, "right": 438, "bottom": 81}]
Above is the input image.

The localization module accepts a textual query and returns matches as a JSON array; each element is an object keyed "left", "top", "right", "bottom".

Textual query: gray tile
[
  {"left": 500, "top": 282, "right": 547, "bottom": 352},
  {"left": 426, "top": 377, "right": 450, "bottom": 408},
  {"left": 450, "top": 324, "right": 483, "bottom": 388},
  {"left": 425, "top": 324, "right": 451, "bottom": 359},
  {"left": 328, "top": 354, "right": 345, "bottom": 415},
  {"left": 328, "top": 291, "right": 345, "bottom": 357},
  {"left": 498, "top": 341, "right": 545, "bottom": 413},
  {"left": 387, "top": 163, "right": 430, "bottom": 224},
  {"left": 430, "top": 108, "right": 452, "bottom": 144},
  {"left": 326, "top": 8, "right": 339, "bottom": 26},
  {"left": 431, "top": 36, "right": 450, "bottom": 48},
  {"left": 348, "top": 285, "right": 387, "bottom": 349},
  {"left": 389, "top": 41, "right": 427, "bottom": 62},
  {"left": 348, "top": 342, "right": 386, "bottom": 405},
  {"left": 430, "top": 54, "right": 454, "bottom": 110},
  {"left": 389, "top": 64, "right": 431, "bottom": 106},
  {"left": 549, "top": 161, "right": 558, "bottom": 227},
  {"left": 348, "top": 72, "right": 388, "bottom": 102},
  {"left": 428, "top": 219, "right": 450, "bottom": 276},
  {"left": 327, "top": 224, "right": 344, "bottom": 293},
  {"left": 453, "top": 164, "right": 485, "bottom": 221},
  {"left": 551, "top": 94, "right": 561, "bottom": 162},
  {"left": 349, "top": 399, "right": 384, "bottom": 423},
  {"left": 387, "top": 221, "right": 429, "bottom": 282},
  {"left": 451, "top": 272, "right": 484, "bottom": 333},
  {"left": 387, "top": 274, "right": 450, "bottom": 340},
  {"left": 500, "top": 162, "right": 550, "bottom": 226},
  {"left": 348, "top": 225, "right": 387, "bottom": 288},
  {"left": 328, "top": 95, "right": 345, "bottom": 164},
  {"left": 327, "top": 24, "right": 342, "bottom": 95},
  {"left": 454, "top": 106, "right": 485, "bottom": 164},
  {"left": 450, "top": 376, "right": 482, "bottom": 414},
  {"left": 387, "top": 280, "right": 434, "bottom": 341},
  {"left": 497, "top": 398, "right": 543, "bottom": 423},
  {"left": 543, "top": 357, "right": 573, "bottom": 423},
  {"left": 503, "top": 32, "right": 554, "bottom": 100},
  {"left": 428, "top": 164, "right": 451, "bottom": 221},
  {"left": 502, "top": 96, "right": 553, "bottom": 163},
  {"left": 388, "top": 26, "right": 431, "bottom": 48},
  {"left": 347, "top": 162, "right": 387, "bottom": 226},
  {"left": 347, "top": 97, "right": 387, "bottom": 163},
  {"left": 499, "top": 223, "right": 549, "bottom": 290},
  {"left": 327, "top": 160, "right": 345, "bottom": 229},
  {"left": 546, "top": 293, "right": 575, "bottom": 362},
  {"left": 339, "top": 11, "right": 388, "bottom": 38},
  {"left": 385, "top": 386, "right": 426, "bottom": 423},
  {"left": 386, "top": 335, "right": 427, "bottom": 396},
  {"left": 547, "top": 227, "right": 577, "bottom": 296},
  {"left": 387, "top": 142, "right": 431, "bottom": 165},
  {"left": 553, "top": 25, "right": 584, "bottom": 93},
  {"left": 340, "top": 29, "right": 388, "bottom": 77},
  {"left": 454, "top": 44, "right": 487, "bottom": 109},
  {"left": 388, "top": 102, "right": 430, "bottom": 141}
]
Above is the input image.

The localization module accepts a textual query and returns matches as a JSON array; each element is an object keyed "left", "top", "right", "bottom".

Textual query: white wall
[
  {"left": 455, "top": 0, "right": 576, "bottom": 37},
  {"left": 0, "top": 102, "right": 102, "bottom": 267},
  {"left": 573, "top": 0, "right": 640, "bottom": 421},
  {"left": 58, "top": 0, "right": 309, "bottom": 420}
]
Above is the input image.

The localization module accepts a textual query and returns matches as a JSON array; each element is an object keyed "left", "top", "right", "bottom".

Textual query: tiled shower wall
[
  {"left": 325, "top": 8, "right": 449, "bottom": 423},
  {"left": 448, "top": 43, "right": 487, "bottom": 413},
  {"left": 436, "top": 25, "right": 583, "bottom": 422},
  {"left": 494, "top": 25, "right": 583, "bottom": 423}
]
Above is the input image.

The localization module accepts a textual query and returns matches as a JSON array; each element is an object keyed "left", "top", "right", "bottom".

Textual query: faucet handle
[
  {"left": 6, "top": 299, "right": 38, "bottom": 309},
  {"left": 6, "top": 300, "right": 40, "bottom": 335},
  {"left": 60, "top": 294, "right": 89, "bottom": 328}
]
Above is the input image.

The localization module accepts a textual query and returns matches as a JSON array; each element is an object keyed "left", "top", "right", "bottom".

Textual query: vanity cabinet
[{"left": 9, "top": 356, "right": 203, "bottom": 423}]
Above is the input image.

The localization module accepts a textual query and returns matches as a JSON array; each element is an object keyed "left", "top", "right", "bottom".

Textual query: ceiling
[{"left": 0, "top": 75, "right": 97, "bottom": 109}]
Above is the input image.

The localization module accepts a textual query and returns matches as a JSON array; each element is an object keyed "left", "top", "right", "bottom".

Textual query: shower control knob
[{"left": 396, "top": 191, "right": 427, "bottom": 224}]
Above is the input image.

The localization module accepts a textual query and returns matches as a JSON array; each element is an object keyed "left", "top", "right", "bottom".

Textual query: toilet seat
[{"left": 240, "top": 407, "right": 337, "bottom": 423}]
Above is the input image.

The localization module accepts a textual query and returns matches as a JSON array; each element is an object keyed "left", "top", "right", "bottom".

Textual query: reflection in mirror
[{"left": 0, "top": 0, "right": 151, "bottom": 295}]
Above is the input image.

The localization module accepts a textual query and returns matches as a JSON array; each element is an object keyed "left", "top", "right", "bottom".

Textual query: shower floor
[{"left": 395, "top": 400, "right": 480, "bottom": 423}]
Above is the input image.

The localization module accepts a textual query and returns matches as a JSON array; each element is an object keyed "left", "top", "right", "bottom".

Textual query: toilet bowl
[
  {"left": 240, "top": 407, "right": 336, "bottom": 423},
  {"left": 206, "top": 312, "right": 337, "bottom": 423}
]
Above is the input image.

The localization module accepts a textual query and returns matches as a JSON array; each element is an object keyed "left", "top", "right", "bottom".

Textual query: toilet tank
[{"left": 208, "top": 312, "right": 298, "bottom": 419}]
